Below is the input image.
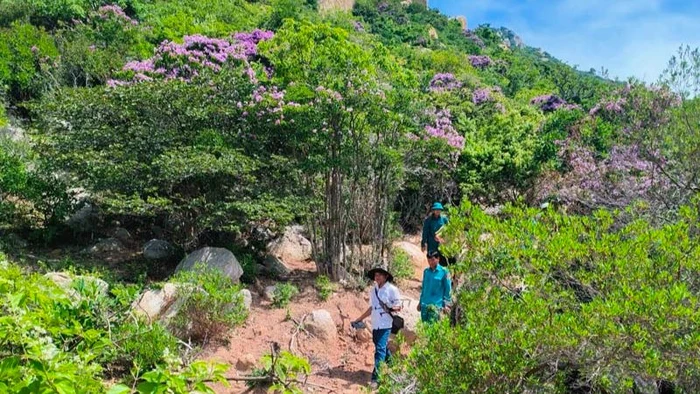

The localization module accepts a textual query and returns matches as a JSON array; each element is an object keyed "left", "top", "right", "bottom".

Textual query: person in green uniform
[
  {"left": 421, "top": 202, "right": 449, "bottom": 265},
  {"left": 417, "top": 250, "right": 452, "bottom": 322}
]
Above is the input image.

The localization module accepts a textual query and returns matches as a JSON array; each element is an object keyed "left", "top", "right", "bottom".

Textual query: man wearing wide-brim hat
[{"left": 352, "top": 266, "right": 402, "bottom": 389}]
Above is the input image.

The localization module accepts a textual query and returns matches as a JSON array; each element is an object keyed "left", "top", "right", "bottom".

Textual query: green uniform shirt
[
  {"left": 419, "top": 264, "right": 452, "bottom": 308},
  {"left": 421, "top": 215, "right": 449, "bottom": 253}
]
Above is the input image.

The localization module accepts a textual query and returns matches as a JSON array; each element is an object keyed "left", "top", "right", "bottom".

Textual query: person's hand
[
  {"left": 421, "top": 245, "right": 426, "bottom": 252},
  {"left": 435, "top": 235, "right": 444, "bottom": 243},
  {"left": 442, "top": 306, "right": 450, "bottom": 314},
  {"left": 416, "top": 303, "right": 421, "bottom": 312}
]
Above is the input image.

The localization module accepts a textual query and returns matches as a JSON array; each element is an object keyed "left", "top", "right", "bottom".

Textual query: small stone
[
  {"left": 239, "top": 289, "right": 252, "bottom": 310},
  {"left": 264, "top": 285, "right": 277, "bottom": 302},
  {"left": 305, "top": 309, "right": 338, "bottom": 343}
]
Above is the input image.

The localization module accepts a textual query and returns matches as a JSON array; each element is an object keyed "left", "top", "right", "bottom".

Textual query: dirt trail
[{"left": 203, "top": 241, "right": 425, "bottom": 393}]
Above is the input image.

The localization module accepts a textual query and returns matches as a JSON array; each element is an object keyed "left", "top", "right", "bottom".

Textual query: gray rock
[
  {"left": 176, "top": 247, "right": 243, "bottom": 283},
  {"left": 263, "top": 285, "right": 277, "bottom": 302},
  {"left": 305, "top": 309, "right": 337, "bottom": 342},
  {"left": 263, "top": 255, "right": 291, "bottom": 278},
  {"left": 143, "top": 239, "right": 174, "bottom": 260},
  {"left": 84, "top": 237, "right": 124, "bottom": 255},
  {"left": 112, "top": 228, "right": 131, "bottom": 242},
  {"left": 132, "top": 283, "right": 180, "bottom": 322},
  {"left": 267, "top": 225, "right": 312, "bottom": 263},
  {"left": 67, "top": 204, "right": 97, "bottom": 232}
]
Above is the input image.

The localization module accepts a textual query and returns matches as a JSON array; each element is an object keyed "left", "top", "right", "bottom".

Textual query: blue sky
[{"left": 431, "top": 0, "right": 700, "bottom": 82}]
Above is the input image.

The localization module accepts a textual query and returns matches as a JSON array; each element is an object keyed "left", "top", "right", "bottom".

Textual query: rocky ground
[{"left": 203, "top": 239, "right": 427, "bottom": 394}]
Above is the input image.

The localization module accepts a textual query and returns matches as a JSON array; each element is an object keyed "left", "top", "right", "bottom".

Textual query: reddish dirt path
[{"left": 203, "top": 240, "right": 424, "bottom": 394}]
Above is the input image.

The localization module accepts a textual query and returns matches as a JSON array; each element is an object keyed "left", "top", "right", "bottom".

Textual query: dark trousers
[{"left": 372, "top": 328, "right": 392, "bottom": 382}]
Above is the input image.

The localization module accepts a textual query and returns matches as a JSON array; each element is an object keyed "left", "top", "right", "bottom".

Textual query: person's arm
[
  {"left": 421, "top": 218, "right": 428, "bottom": 251},
  {"left": 354, "top": 306, "right": 372, "bottom": 323}
]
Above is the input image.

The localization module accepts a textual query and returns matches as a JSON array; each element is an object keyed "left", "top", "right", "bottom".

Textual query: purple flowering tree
[
  {"left": 531, "top": 94, "right": 580, "bottom": 112},
  {"left": 108, "top": 29, "right": 274, "bottom": 86},
  {"left": 469, "top": 55, "right": 492, "bottom": 69},
  {"left": 429, "top": 73, "right": 462, "bottom": 92}
]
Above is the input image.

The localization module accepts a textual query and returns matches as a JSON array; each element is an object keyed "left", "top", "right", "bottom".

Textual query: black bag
[{"left": 374, "top": 287, "right": 404, "bottom": 335}]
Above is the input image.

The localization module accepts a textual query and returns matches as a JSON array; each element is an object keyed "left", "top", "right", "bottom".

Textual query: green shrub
[
  {"left": 385, "top": 201, "right": 700, "bottom": 393},
  {"left": 314, "top": 274, "right": 334, "bottom": 301},
  {"left": 248, "top": 351, "right": 311, "bottom": 393},
  {"left": 272, "top": 282, "right": 298, "bottom": 308},
  {"left": 171, "top": 265, "right": 248, "bottom": 344},
  {"left": 389, "top": 248, "right": 413, "bottom": 280},
  {"left": 0, "top": 22, "right": 59, "bottom": 102},
  {"left": 239, "top": 253, "right": 259, "bottom": 284},
  {"left": 114, "top": 320, "right": 179, "bottom": 374}
]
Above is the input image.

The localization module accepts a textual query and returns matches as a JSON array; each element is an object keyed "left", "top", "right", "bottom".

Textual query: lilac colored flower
[
  {"left": 464, "top": 30, "right": 485, "bottom": 48},
  {"left": 354, "top": 21, "right": 365, "bottom": 32},
  {"left": 424, "top": 109, "right": 465, "bottom": 150},
  {"left": 530, "top": 94, "right": 574, "bottom": 112},
  {"left": 469, "top": 55, "right": 492, "bottom": 69},
  {"left": 429, "top": 73, "right": 462, "bottom": 92},
  {"left": 472, "top": 88, "right": 491, "bottom": 105},
  {"left": 98, "top": 4, "right": 137, "bottom": 24}
]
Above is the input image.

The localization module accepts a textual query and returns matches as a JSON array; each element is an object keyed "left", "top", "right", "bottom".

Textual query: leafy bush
[
  {"left": 0, "top": 22, "right": 59, "bottom": 103},
  {"left": 314, "top": 274, "right": 334, "bottom": 301},
  {"left": 272, "top": 282, "right": 298, "bottom": 308},
  {"left": 248, "top": 350, "right": 311, "bottom": 394},
  {"left": 389, "top": 248, "right": 413, "bottom": 280},
  {"left": 386, "top": 201, "right": 700, "bottom": 393},
  {"left": 171, "top": 265, "right": 248, "bottom": 344},
  {"left": 113, "top": 320, "right": 179, "bottom": 375}
]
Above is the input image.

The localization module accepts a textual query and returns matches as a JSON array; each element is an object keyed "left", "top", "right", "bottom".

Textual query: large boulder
[
  {"left": 305, "top": 309, "right": 337, "bottom": 343},
  {"left": 267, "top": 225, "right": 312, "bottom": 263},
  {"left": 393, "top": 241, "right": 427, "bottom": 280},
  {"left": 399, "top": 297, "right": 421, "bottom": 345},
  {"left": 262, "top": 255, "right": 291, "bottom": 278},
  {"left": 175, "top": 247, "right": 243, "bottom": 283},
  {"left": 132, "top": 283, "right": 180, "bottom": 322},
  {"left": 67, "top": 204, "right": 98, "bottom": 233},
  {"left": 143, "top": 239, "right": 174, "bottom": 260}
]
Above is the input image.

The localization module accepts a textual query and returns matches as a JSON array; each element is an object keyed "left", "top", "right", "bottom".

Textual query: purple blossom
[
  {"left": 429, "top": 73, "right": 462, "bottom": 92},
  {"left": 464, "top": 30, "right": 485, "bottom": 48},
  {"left": 469, "top": 55, "right": 492, "bottom": 69},
  {"left": 530, "top": 94, "right": 577, "bottom": 112},
  {"left": 472, "top": 88, "right": 492, "bottom": 105},
  {"left": 111, "top": 30, "right": 274, "bottom": 86},
  {"left": 354, "top": 21, "right": 365, "bottom": 32},
  {"left": 424, "top": 109, "right": 465, "bottom": 150},
  {"left": 98, "top": 4, "right": 137, "bottom": 25}
]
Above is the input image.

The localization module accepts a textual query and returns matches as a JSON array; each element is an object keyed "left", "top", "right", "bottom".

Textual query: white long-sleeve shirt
[{"left": 369, "top": 283, "right": 401, "bottom": 330}]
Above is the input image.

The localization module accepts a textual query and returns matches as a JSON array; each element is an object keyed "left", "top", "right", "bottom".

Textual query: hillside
[{"left": 1, "top": 0, "right": 700, "bottom": 393}]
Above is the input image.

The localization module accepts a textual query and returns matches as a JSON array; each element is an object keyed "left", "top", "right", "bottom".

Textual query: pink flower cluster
[
  {"left": 589, "top": 97, "right": 626, "bottom": 116},
  {"left": 98, "top": 4, "right": 137, "bottom": 25},
  {"left": 429, "top": 73, "right": 462, "bottom": 92},
  {"left": 469, "top": 55, "right": 492, "bottom": 69},
  {"left": 472, "top": 88, "right": 492, "bottom": 105},
  {"left": 107, "top": 30, "right": 274, "bottom": 86},
  {"left": 424, "top": 109, "right": 465, "bottom": 150}
]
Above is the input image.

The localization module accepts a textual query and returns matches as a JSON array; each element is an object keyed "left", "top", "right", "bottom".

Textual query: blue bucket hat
[{"left": 431, "top": 202, "right": 444, "bottom": 211}]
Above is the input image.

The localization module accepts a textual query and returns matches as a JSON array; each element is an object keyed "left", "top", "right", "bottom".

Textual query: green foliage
[
  {"left": 388, "top": 201, "right": 700, "bottom": 393},
  {"left": 136, "top": 0, "right": 269, "bottom": 42},
  {"left": 249, "top": 351, "right": 311, "bottom": 394},
  {"left": 113, "top": 320, "right": 180, "bottom": 374},
  {"left": 272, "top": 282, "right": 299, "bottom": 308},
  {"left": 388, "top": 248, "right": 413, "bottom": 280},
  {"left": 314, "top": 274, "right": 334, "bottom": 301},
  {"left": 108, "top": 355, "right": 229, "bottom": 394},
  {"left": 0, "top": 22, "right": 59, "bottom": 102},
  {"left": 171, "top": 264, "right": 248, "bottom": 344}
]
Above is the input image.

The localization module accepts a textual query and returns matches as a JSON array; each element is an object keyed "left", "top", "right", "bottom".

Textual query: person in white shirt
[{"left": 352, "top": 266, "right": 402, "bottom": 388}]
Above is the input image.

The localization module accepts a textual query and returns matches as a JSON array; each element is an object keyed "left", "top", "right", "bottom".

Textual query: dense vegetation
[{"left": 1, "top": 0, "right": 699, "bottom": 392}]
